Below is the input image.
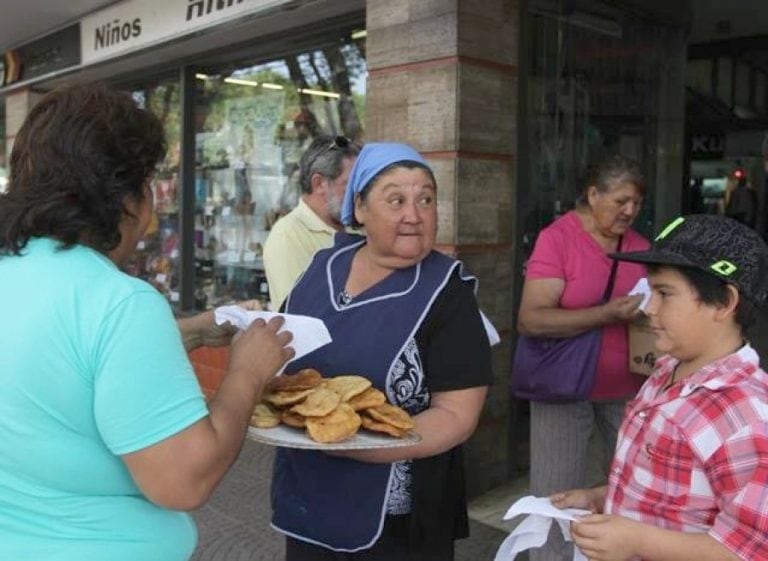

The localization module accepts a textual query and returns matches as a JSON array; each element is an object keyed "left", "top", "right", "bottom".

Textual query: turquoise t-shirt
[{"left": 0, "top": 238, "right": 209, "bottom": 560}]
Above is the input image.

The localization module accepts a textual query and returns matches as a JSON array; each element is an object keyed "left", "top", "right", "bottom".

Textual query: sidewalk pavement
[{"left": 191, "top": 440, "right": 515, "bottom": 561}]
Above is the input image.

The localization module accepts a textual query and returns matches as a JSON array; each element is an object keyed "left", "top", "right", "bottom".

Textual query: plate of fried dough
[{"left": 247, "top": 368, "right": 421, "bottom": 450}]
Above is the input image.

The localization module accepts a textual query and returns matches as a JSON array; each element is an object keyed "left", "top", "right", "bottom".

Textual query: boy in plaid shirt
[{"left": 551, "top": 214, "right": 768, "bottom": 561}]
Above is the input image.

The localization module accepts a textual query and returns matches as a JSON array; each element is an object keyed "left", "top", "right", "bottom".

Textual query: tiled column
[{"left": 366, "top": 0, "right": 519, "bottom": 498}]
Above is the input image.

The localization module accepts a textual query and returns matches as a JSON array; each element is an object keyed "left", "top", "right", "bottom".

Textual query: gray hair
[
  {"left": 298, "top": 134, "right": 361, "bottom": 194},
  {"left": 576, "top": 155, "right": 646, "bottom": 206}
]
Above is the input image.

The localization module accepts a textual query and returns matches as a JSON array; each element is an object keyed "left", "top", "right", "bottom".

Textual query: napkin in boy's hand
[
  {"left": 214, "top": 305, "right": 332, "bottom": 365},
  {"left": 494, "top": 495, "right": 590, "bottom": 561}
]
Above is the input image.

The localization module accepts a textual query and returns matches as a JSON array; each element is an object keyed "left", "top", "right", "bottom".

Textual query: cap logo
[
  {"left": 655, "top": 216, "right": 685, "bottom": 241},
  {"left": 711, "top": 260, "right": 738, "bottom": 276}
]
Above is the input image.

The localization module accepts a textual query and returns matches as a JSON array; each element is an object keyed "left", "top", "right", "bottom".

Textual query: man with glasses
[{"left": 264, "top": 134, "right": 361, "bottom": 309}]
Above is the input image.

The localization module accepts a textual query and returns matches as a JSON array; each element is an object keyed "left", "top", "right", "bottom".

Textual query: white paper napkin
[
  {"left": 628, "top": 277, "right": 652, "bottom": 312},
  {"left": 494, "top": 495, "right": 590, "bottom": 561},
  {"left": 214, "top": 306, "right": 332, "bottom": 369}
]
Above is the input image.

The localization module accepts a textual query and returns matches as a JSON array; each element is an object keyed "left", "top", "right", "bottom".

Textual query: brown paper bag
[{"left": 628, "top": 315, "right": 659, "bottom": 376}]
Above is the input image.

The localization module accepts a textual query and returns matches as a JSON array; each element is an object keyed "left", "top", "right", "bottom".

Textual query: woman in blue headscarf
[{"left": 270, "top": 143, "right": 494, "bottom": 560}]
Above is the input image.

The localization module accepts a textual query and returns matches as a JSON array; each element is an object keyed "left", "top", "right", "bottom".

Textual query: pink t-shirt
[{"left": 525, "top": 211, "right": 650, "bottom": 400}]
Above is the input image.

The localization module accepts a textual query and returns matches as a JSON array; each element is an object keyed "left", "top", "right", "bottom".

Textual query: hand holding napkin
[
  {"left": 494, "top": 495, "right": 591, "bottom": 561},
  {"left": 214, "top": 305, "right": 331, "bottom": 369}
]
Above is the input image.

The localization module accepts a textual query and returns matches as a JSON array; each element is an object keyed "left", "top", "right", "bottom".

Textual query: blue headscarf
[{"left": 340, "top": 142, "right": 430, "bottom": 226}]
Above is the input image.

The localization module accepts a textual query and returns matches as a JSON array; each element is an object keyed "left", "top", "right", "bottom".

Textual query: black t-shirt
[
  {"left": 409, "top": 270, "right": 494, "bottom": 548},
  {"left": 416, "top": 271, "right": 494, "bottom": 392},
  {"left": 726, "top": 185, "right": 758, "bottom": 228}
]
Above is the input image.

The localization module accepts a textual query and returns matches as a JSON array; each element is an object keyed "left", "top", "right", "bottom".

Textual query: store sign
[
  {"left": 689, "top": 132, "right": 725, "bottom": 160},
  {"left": 18, "top": 25, "right": 80, "bottom": 82},
  {"left": 1, "top": 25, "right": 79, "bottom": 88},
  {"left": 81, "top": 0, "right": 292, "bottom": 65},
  {"left": 1, "top": 50, "right": 22, "bottom": 87}
]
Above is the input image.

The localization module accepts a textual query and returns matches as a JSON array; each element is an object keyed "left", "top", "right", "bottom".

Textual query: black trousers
[{"left": 284, "top": 515, "right": 455, "bottom": 561}]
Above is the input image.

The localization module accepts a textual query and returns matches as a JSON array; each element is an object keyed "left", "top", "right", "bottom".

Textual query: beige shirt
[{"left": 263, "top": 199, "right": 337, "bottom": 309}]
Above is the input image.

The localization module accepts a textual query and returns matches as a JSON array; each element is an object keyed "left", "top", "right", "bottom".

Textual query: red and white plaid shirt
[{"left": 605, "top": 344, "right": 768, "bottom": 561}]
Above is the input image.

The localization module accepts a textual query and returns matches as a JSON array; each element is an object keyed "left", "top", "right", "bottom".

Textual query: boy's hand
[
  {"left": 550, "top": 486, "right": 605, "bottom": 513},
  {"left": 571, "top": 514, "right": 641, "bottom": 561}
]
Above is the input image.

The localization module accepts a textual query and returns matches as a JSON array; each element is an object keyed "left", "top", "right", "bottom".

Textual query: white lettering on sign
[
  {"left": 81, "top": 0, "right": 290, "bottom": 65},
  {"left": 690, "top": 133, "right": 725, "bottom": 155}
]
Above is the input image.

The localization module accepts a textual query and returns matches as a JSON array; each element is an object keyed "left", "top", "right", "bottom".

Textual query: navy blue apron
[{"left": 271, "top": 233, "right": 463, "bottom": 551}]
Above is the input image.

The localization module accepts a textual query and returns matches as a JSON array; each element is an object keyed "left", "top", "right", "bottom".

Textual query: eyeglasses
[{"left": 308, "top": 136, "right": 354, "bottom": 172}]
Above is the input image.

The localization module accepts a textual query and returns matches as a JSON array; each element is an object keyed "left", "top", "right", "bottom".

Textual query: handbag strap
[{"left": 602, "top": 236, "right": 622, "bottom": 301}]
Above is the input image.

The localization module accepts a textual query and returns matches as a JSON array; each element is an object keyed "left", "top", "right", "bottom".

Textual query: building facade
[{"left": 1, "top": 0, "right": 701, "bottom": 498}]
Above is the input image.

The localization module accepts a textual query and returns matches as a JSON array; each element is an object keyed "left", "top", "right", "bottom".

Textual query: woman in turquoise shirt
[{"left": 0, "top": 84, "right": 294, "bottom": 561}]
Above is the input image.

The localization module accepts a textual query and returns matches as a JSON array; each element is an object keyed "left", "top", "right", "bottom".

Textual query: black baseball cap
[{"left": 612, "top": 214, "right": 768, "bottom": 308}]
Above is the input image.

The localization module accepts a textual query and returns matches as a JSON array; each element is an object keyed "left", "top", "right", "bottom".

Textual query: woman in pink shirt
[{"left": 515, "top": 155, "right": 650, "bottom": 561}]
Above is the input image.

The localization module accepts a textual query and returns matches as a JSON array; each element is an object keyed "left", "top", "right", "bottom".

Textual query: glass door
[
  {"left": 522, "top": 0, "right": 686, "bottom": 242},
  {"left": 192, "top": 35, "right": 367, "bottom": 310}
]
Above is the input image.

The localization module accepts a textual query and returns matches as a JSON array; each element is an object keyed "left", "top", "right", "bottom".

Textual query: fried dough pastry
[
  {"left": 252, "top": 369, "right": 419, "bottom": 443},
  {"left": 266, "top": 368, "right": 324, "bottom": 393},
  {"left": 305, "top": 403, "right": 361, "bottom": 443},
  {"left": 365, "top": 403, "right": 415, "bottom": 430},
  {"left": 324, "top": 375, "right": 372, "bottom": 401},
  {"left": 347, "top": 387, "right": 387, "bottom": 411},
  {"left": 262, "top": 388, "right": 315, "bottom": 407},
  {"left": 360, "top": 414, "right": 408, "bottom": 438},
  {"left": 281, "top": 409, "right": 307, "bottom": 428},
  {"left": 250, "top": 403, "right": 281, "bottom": 428},
  {"left": 290, "top": 387, "right": 341, "bottom": 417}
]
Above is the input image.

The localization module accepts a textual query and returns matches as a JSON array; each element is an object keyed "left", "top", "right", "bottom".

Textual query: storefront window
[
  {"left": 124, "top": 77, "right": 183, "bottom": 306},
  {"left": 192, "top": 37, "right": 366, "bottom": 310},
  {"left": 0, "top": 101, "right": 7, "bottom": 194}
]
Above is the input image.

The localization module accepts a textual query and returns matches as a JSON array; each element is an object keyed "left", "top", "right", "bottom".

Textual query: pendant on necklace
[{"left": 338, "top": 290, "right": 353, "bottom": 307}]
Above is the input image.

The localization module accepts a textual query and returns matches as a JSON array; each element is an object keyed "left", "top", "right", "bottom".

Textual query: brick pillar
[{"left": 366, "top": 0, "right": 519, "bottom": 498}]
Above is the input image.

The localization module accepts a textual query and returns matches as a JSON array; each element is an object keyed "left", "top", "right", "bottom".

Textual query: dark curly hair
[{"left": 0, "top": 84, "right": 166, "bottom": 255}]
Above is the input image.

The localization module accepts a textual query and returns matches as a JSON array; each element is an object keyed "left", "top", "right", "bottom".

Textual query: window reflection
[
  {"left": 124, "top": 78, "right": 183, "bottom": 306},
  {"left": 193, "top": 38, "right": 366, "bottom": 310},
  {"left": 523, "top": 1, "right": 681, "bottom": 239},
  {"left": 0, "top": 101, "right": 7, "bottom": 194}
]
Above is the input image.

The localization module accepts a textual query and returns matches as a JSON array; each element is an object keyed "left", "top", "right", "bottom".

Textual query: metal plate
[{"left": 246, "top": 424, "right": 421, "bottom": 450}]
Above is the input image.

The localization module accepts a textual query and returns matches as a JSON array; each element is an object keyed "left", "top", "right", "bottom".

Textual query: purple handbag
[{"left": 511, "top": 241, "right": 621, "bottom": 402}]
